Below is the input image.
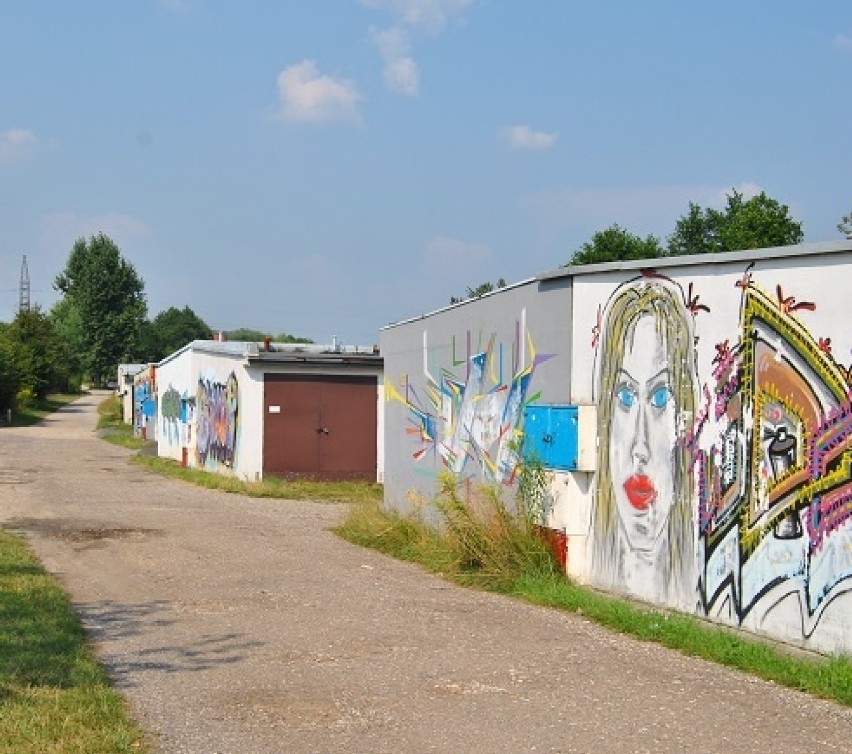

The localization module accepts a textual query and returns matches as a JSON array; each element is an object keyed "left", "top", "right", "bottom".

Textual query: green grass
[
  {"left": 0, "top": 394, "right": 83, "bottom": 428},
  {"left": 0, "top": 530, "right": 149, "bottom": 753},
  {"left": 335, "top": 495, "right": 852, "bottom": 707},
  {"left": 131, "top": 455, "right": 384, "bottom": 504}
]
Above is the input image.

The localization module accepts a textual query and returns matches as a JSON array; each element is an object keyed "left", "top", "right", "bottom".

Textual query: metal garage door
[{"left": 263, "top": 374, "right": 377, "bottom": 481}]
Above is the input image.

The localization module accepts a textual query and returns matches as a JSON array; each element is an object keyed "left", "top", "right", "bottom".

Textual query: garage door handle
[{"left": 316, "top": 427, "right": 329, "bottom": 435}]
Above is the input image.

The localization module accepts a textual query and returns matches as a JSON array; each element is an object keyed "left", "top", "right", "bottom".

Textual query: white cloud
[
  {"left": 422, "top": 236, "right": 490, "bottom": 268},
  {"left": 361, "top": 0, "right": 474, "bottom": 35},
  {"left": 500, "top": 125, "right": 558, "bottom": 151},
  {"left": 363, "top": 0, "right": 474, "bottom": 95},
  {"left": 276, "top": 60, "right": 362, "bottom": 123},
  {"left": 370, "top": 26, "right": 419, "bottom": 96},
  {"left": 833, "top": 32, "right": 852, "bottom": 51},
  {"left": 0, "top": 128, "right": 37, "bottom": 162}
]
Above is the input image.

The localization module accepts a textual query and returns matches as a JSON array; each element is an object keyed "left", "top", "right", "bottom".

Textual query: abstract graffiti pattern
[
  {"left": 697, "top": 280, "right": 852, "bottom": 636},
  {"left": 388, "top": 312, "right": 554, "bottom": 484},
  {"left": 196, "top": 372, "right": 239, "bottom": 469}
]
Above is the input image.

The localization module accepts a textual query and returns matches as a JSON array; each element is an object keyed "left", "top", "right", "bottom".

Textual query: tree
[
  {"left": 49, "top": 297, "right": 86, "bottom": 391},
  {"left": 0, "top": 326, "right": 21, "bottom": 413},
  {"left": 147, "top": 306, "right": 213, "bottom": 361},
  {"left": 3, "top": 307, "right": 66, "bottom": 401},
  {"left": 839, "top": 211, "right": 852, "bottom": 239},
  {"left": 668, "top": 189, "right": 803, "bottom": 255},
  {"left": 450, "top": 278, "right": 507, "bottom": 304},
  {"left": 223, "top": 327, "right": 313, "bottom": 344},
  {"left": 54, "top": 233, "right": 147, "bottom": 385},
  {"left": 567, "top": 225, "right": 664, "bottom": 266}
]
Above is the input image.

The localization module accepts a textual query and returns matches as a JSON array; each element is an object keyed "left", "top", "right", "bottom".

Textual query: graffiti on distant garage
[
  {"left": 387, "top": 310, "right": 555, "bottom": 484},
  {"left": 697, "top": 276, "right": 852, "bottom": 637},
  {"left": 196, "top": 372, "right": 239, "bottom": 469}
]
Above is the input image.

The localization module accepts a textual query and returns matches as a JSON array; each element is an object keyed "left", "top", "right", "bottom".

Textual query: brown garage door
[{"left": 263, "top": 374, "right": 377, "bottom": 481}]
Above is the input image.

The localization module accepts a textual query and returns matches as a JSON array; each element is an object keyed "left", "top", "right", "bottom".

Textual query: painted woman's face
[{"left": 609, "top": 315, "right": 676, "bottom": 552}]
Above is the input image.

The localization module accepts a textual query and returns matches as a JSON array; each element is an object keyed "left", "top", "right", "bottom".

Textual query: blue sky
[{"left": 2, "top": 1, "right": 850, "bottom": 344}]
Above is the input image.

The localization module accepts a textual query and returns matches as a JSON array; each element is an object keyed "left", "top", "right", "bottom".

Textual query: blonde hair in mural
[{"left": 591, "top": 276, "right": 697, "bottom": 606}]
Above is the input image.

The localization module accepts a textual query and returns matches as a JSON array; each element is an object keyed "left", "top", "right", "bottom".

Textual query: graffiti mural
[
  {"left": 697, "top": 276, "right": 852, "bottom": 638},
  {"left": 588, "top": 268, "right": 852, "bottom": 643},
  {"left": 133, "top": 367, "right": 157, "bottom": 439},
  {"left": 196, "top": 372, "right": 239, "bottom": 469},
  {"left": 387, "top": 311, "right": 554, "bottom": 485},
  {"left": 591, "top": 276, "right": 699, "bottom": 608}
]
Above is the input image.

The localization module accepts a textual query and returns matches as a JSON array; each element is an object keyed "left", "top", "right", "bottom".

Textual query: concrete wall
[
  {"left": 156, "top": 345, "right": 258, "bottom": 481},
  {"left": 565, "top": 245, "right": 852, "bottom": 653},
  {"left": 381, "top": 277, "right": 573, "bottom": 510},
  {"left": 381, "top": 242, "right": 852, "bottom": 654}
]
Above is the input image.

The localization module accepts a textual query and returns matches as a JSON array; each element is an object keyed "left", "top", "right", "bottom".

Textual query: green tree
[
  {"left": 147, "top": 306, "right": 213, "bottom": 361},
  {"left": 274, "top": 332, "right": 314, "bottom": 344},
  {"left": 0, "top": 325, "right": 21, "bottom": 412},
  {"left": 668, "top": 190, "right": 803, "bottom": 255},
  {"left": 567, "top": 225, "right": 664, "bottom": 266},
  {"left": 54, "top": 233, "right": 147, "bottom": 386},
  {"left": 222, "top": 327, "right": 313, "bottom": 344},
  {"left": 49, "top": 297, "right": 86, "bottom": 391},
  {"left": 4, "top": 307, "right": 65, "bottom": 401},
  {"left": 839, "top": 211, "right": 852, "bottom": 239},
  {"left": 450, "top": 278, "right": 507, "bottom": 304}
]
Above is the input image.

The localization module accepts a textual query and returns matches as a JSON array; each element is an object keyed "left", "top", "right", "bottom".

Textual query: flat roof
[{"left": 537, "top": 239, "right": 852, "bottom": 281}]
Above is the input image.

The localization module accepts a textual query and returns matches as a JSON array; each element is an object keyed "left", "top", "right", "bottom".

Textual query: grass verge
[
  {"left": 335, "top": 493, "right": 852, "bottom": 708},
  {"left": 131, "top": 455, "right": 383, "bottom": 504},
  {"left": 0, "top": 394, "right": 82, "bottom": 428},
  {"left": 96, "top": 394, "right": 383, "bottom": 503},
  {"left": 0, "top": 530, "right": 149, "bottom": 753}
]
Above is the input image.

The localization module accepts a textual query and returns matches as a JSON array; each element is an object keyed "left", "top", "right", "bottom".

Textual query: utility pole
[{"left": 19, "top": 254, "right": 31, "bottom": 313}]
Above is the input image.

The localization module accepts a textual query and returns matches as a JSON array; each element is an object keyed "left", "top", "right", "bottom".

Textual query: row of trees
[
  {"left": 1, "top": 233, "right": 311, "bottom": 413},
  {"left": 567, "top": 190, "right": 806, "bottom": 265}
]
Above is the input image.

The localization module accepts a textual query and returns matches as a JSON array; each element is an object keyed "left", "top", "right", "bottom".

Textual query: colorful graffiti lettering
[
  {"left": 698, "top": 279, "right": 852, "bottom": 636},
  {"left": 387, "top": 312, "right": 554, "bottom": 485},
  {"left": 196, "top": 372, "right": 239, "bottom": 469}
]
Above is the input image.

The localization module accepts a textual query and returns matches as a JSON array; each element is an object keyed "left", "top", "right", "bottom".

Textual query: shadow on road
[{"left": 76, "top": 599, "right": 265, "bottom": 687}]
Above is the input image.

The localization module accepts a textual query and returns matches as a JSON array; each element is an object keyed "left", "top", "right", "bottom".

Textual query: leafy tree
[
  {"left": 54, "top": 233, "right": 147, "bottom": 386},
  {"left": 839, "top": 211, "right": 852, "bottom": 239},
  {"left": 567, "top": 225, "right": 664, "bottom": 266},
  {"left": 275, "top": 332, "right": 313, "bottom": 344},
  {"left": 668, "top": 190, "right": 803, "bottom": 255},
  {"left": 49, "top": 297, "right": 86, "bottom": 391},
  {"left": 147, "top": 306, "right": 213, "bottom": 360},
  {"left": 223, "top": 327, "right": 313, "bottom": 344},
  {"left": 3, "top": 307, "right": 66, "bottom": 400},
  {"left": 450, "top": 278, "right": 507, "bottom": 304},
  {"left": 0, "top": 326, "right": 21, "bottom": 413}
]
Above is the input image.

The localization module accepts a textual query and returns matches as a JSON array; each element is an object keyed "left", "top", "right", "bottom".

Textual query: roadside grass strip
[
  {"left": 0, "top": 531, "right": 148, "bottom": 753},
  {"left": 335, "top": 498, "right": 852, "bottom": 708},
  {"left": 1, "top": 394, "right": 82, "bottom": 429}
]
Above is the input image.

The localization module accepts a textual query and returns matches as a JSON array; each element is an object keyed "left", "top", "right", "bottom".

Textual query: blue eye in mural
[
  {"left": 650, "top": 385, "right": 671, "bottom": 409},
  {"left": 617, "top": 385, "right": 636, "bottom": 408}
]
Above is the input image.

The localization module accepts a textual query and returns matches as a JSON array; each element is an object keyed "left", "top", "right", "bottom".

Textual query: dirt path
[{"left": 1, "top": 393, "right": 850, "bottom": 753}]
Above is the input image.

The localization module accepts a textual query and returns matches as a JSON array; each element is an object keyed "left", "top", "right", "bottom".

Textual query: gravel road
[{"left": 1, "top": 392, "right": 850, "bottom": 753}]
